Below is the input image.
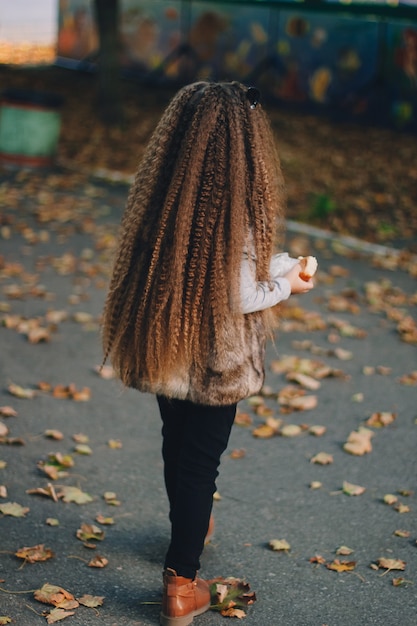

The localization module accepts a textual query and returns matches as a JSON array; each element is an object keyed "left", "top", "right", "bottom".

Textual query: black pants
[{"left": 157, "top": 395, "right": 236, "bottom": 579}]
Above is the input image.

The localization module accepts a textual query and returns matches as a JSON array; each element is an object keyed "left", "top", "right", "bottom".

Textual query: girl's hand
[{"left": 284, "top": 263, "right": 315, "bottom": 294}]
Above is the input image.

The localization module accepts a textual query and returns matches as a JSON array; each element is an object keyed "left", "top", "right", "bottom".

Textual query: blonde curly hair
[{"left": 102, "top": 81, "right": 286, "bottom": 389}]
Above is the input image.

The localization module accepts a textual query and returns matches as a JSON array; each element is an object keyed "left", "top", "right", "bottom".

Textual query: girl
[{"left": 101, "top": 81, "right": 314, "bottom": 626}]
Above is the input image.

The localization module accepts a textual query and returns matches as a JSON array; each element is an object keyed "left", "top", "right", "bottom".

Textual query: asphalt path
[{"left": 0, "top": 172, "right": 416, "bottom": 625}]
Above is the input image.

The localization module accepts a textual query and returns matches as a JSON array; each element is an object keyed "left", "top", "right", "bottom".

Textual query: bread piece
[{"left": 298, "top": 256, "right": 318, "bottom": 281}]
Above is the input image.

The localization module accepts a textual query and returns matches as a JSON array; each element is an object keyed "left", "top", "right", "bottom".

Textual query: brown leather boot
[{"left": 160, "top": 568, "right": 211, "bottom": 626}]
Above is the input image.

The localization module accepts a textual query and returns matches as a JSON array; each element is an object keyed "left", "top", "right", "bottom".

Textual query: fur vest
[{"left": 129, "top": 310, "right": 266, "bottom": 406}]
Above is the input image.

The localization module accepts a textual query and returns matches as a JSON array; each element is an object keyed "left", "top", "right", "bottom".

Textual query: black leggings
[{"left": 157, "top": 395, "right": 237, "bottom": 579}]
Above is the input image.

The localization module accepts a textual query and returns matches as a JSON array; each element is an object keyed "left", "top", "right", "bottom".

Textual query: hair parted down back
[{"left": 101, "top": 81, "right": 286, "bottom": 388}]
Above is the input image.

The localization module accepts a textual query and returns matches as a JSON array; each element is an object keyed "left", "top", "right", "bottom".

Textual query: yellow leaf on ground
[
  {"left": 326, "top": 559, "right": 357, "bottom": 572},
  {"left": 343, "top": 427, "right": 373, "bottom": 455},
  {"left": 310, "top": 452, "right": 334, "bottom": 465},
  {"left": 377, "top": 557, "right": 406, "bottom": 571},
  {"left": 269, "top": 539, "right": 291, "bottom": 552},
  {"left": 342, "top": 481, "right": 366, "bottom": 496}
]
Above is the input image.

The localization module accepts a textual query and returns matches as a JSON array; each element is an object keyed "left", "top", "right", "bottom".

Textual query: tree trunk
[{"left": 94, "top": 0, "right": 123, "bottom": 125}]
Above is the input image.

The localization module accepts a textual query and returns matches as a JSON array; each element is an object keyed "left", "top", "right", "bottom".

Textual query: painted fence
[{"left": 57, "top": 0, "right": 417, "bottom": 129}]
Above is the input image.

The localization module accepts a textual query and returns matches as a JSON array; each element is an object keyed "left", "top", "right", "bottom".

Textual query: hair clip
[{"left": 247, "top": 87, "right": 260, "bottom": 109}]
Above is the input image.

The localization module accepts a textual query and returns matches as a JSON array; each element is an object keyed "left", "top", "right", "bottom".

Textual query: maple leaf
[
  {"left": 34, "top": 584, "right": 76, "bottom": 607},
  {"left": 77, "top": 595, "right": 104, "bottom": 608},
  {"left": 0, "top": 618, "right": 12, "bottom": 625},
  {"left": 46, "top": 608, "right": 76, "bottom": 623},
  {"left": 209, "top": 577, "right": 256, "bottom": 616},
  {"left": 76, "top": 523, "right": 105, "bottom": 542},
  {"left": 0, "top": 501, "right": 29, "bottom": 517},
  {"left": 57, "top": 486, "right": 93, "bottom": 504},
  {"left": 15, "top": 544, "right": 54, "bottom": 563},
  {"left": 326, "top": 559, "right": 357, "bottom": 572},
  {"left": 377, "top": 558, "right": 406, "bottom": 571}
]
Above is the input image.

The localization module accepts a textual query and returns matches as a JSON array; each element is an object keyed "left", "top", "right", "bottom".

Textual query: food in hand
[{"left": 298, "top": 256, "right": 318, "bottom": 281}]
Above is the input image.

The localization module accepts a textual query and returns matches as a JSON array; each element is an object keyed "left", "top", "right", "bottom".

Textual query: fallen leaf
[
  {"left": 234, "top": 412, "right": 252, "bottom": 427},
  {"left": 76, "top": 523, "right": 105, "bottom": 542},
  {"left": 336, "top": 546, "right": 354, "bottom": 556},
  {"left": 220, "top": 608, "right": 246, "bottom": 618},
  {"left": 394, "top": 529, "right": 410, "bottom": 538},
  {"left": 230, "top": 449, "right": 246, "bottom": 459},
  {"left": 383, "top": 494, "right": 398, "bottom": 505},
  {"left": 46, "top": 608, "right": 76, "bottom": 623},
  {"left": 269, "top": 539, "right": 291, "bottom": 552},
  {"left": 88, "top": 555, "right": 108, "bottom": 568},
  {"left": 45, "top": 430, "right": 64, "bottom": 440},
  {"left": 0, "top": 617, "right": 12, "bottom": 624},
  {"left": 309, "top": 555, "right": 326, "bottom": 565},
  {"left": 309, "top": 425, "right": 327, "bottom": 436},
  {"left": 377, "top": 557, "right": 406, "bottom": 571},
  {"left": 326, "top": 559, "right": 357, "bottom": 572},
  {"left": 343, "top": 427, "right": 374, "bottom": 455},
  {"left": 15, "top": 544, "right": 54, "bottom": 563},
  {"left": 77, "top": 595, "right": 104, "bottom": 608},
  {"left": 7, "top": 383, "right": 36, "bottom": 399},
  {"left": 0, "top": 501, "right": 29, "bottom": 517},
  {"left": 0, "top": 406, "right": 18, "bottom": 417},
  {"left": 107, "top": 439, "right": 122, "bottom": 449},
  {"left": 57, "top": 486, "right": 93, "bottom": 504},
  {"left": 310, "top": 452, "right": 333, "bottom": 465},
  {"left": 342, "top": 481, "right": 366, "bottom": 496},
  {"left": 34, "top": 583, "right": 76, "bottom": 607},
  {"left": 365, "top": 412, "right": 397, "bottom": 427},
  {"left": 309, "top": 481, "right": 322, "bottom": 489}
]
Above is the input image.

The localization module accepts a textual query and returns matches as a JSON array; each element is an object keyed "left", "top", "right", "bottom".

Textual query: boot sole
[{"left": 160, "top": 600, "right": 211, "bottom": 626}]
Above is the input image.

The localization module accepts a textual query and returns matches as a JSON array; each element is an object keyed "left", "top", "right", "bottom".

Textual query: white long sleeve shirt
[{"left": 240, "top": 252, "right": 298, "bottom": 314}]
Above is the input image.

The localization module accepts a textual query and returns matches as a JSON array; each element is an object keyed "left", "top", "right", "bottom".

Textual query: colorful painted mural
[{"left": 56, "top": 0, "right": 417, "bottom": 129}]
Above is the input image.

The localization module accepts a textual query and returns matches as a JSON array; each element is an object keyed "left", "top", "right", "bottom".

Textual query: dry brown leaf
[
  {"left": 230, "top": 449, "right": 246, "bottom": 459},
  {"left": 15, "top": 544, "right": 54, "bottom": 563},
  {"left": 88, "top": 555, "right": 108, "bottom": 568},
  {"left": 342, "top": 481, "right": 366, "bottom": 496},
  {"left": 77, "top": 595, "right": 104, "bottom": 608},
  {"left": 326, "top": 559, "right": 357, "bottom": 572},
  {"left": 280, "top": 424, "right": 303, "bottom": 437},
  {"left": 221, "top": 608, "right": 246, "bottom": 619},
  {"left": 377, "top": 557, "right": 406, "bottom": 571},
  {"left": 365, "top": 411, "right": 397, "bottom": 427},
  {"left": 0, "top": 406, "right": 18, "bottom": 417},
  {"left": 269, "top": 539, "right": 291, "bottom": 552},
  {"left": 234, "top": 412, "right": 252, "bottom": 427},
  {"left": 46, "top": 608, "right": 76, "bottom": 623},
  {"left": 286, "top": 371, "right": 321, "bottom": 390},
  {"left": 343, "top": 427, "right": 374, "bottom": 455},
  {"left": 34, "top": 583, "right": 76, "bottom": 607},
  {"left": 310, "top": 452, "right": 333, "bottom": 465}
]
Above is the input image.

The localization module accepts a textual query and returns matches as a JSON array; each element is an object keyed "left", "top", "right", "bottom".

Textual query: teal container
[{"left": 0, "top": 89, "right": 63, "bottom": 167}]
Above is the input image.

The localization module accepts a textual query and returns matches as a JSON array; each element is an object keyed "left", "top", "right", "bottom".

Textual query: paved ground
[{"left": 0, "top": 170, "right": 416, "bottom": 626}]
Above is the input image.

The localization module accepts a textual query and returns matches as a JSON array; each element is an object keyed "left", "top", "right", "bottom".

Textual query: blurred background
[{"left": 0, "top": 0, "right": 416, "bottom": 249}]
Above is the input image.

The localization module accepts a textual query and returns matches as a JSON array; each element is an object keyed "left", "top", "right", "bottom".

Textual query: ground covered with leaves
[
  {"left": 0, "top": 64, "right": 416, "bottom": 625},
  {"left": 0, "top": 162, "right": 416, "bottom": 623},
  {"left": 1, "top": 65, "right": 416, "bottom": 252}
]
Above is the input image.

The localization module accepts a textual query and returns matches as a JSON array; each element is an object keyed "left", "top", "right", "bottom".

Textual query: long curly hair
[{"left": 101, "top": 81, "right": 286, "bottom": 388}]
